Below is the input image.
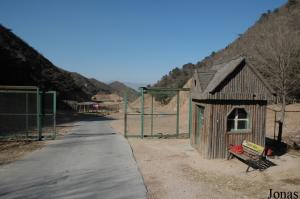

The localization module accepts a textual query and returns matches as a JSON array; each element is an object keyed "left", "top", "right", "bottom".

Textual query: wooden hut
[{"left": 191, "top": 57, "right": 276, "bottom": 159}]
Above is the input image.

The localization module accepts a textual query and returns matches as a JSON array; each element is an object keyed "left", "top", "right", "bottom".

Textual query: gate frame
[
  {"left": 0, "top": 86, "right": 56, "bottom": 140},
  {"left": 124, "top": 87, "right": 192, "bottom": 139}
]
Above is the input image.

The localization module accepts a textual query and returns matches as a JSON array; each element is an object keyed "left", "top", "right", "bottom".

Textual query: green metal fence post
[
  {"left": 176, "top": 90, "right": 180, "bottom": 138},
  {"left": 52, "top": 91, "right": 57, "bottom": 140},
  {"left": 37, "top": 88, "right": 42, "bottom": 141},
  {"left": 25, "top": 93, "right": 29, "bottom": 138},
  {"left": 124, "top": 92, "right": 128, "bottom": 138},
  {"left": 140, "top": 87, "right": 144, "bottom": 139},
  {"left": 188, "top": 92, "right": 192, "bottom": 138},
  {"left": 151, "top": 94, "right": 154, "bottom": 137}
]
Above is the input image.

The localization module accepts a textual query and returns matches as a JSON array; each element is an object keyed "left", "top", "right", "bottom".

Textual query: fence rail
[
  {"left": 124, "top": 87, "right": 192, "bottom": 138},
  {"left": 0, "top": 86, "right": 56, "bottom": 140}
]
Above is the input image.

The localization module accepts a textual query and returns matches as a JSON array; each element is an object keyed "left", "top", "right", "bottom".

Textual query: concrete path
[{"left": 0, "top": 119, "right": 147, "bottom": 199}]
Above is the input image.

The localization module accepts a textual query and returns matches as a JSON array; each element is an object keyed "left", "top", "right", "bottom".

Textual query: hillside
[
  {"left": 70, "top": 72, "right": 112, "bottom": 97},
  {"left": 109, "top": 81, "right": 139, "bottom": 102},
  {"left": 0, "top": 24, "right": 113, "bottom": 102},
  {"left": 154, "top": 0, "right": 300, "bottom": 101},
  {"left": 89, "top": 78, "right": 113, "bottom": 93}
]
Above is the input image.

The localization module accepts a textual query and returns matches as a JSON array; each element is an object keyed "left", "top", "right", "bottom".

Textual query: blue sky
[{"left": 0, "top": 0, "right": 286, "bottom": 84}]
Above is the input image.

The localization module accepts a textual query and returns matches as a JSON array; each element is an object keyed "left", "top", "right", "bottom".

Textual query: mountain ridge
[
  {"left": 109, "top": 81, "right": 139, "bottom": 102},
  {"left": 0, "top": 24, "right": 135, "bottom": 103},
  {"left": 153, "top": 0, "right": 300, "bottom": 101}
]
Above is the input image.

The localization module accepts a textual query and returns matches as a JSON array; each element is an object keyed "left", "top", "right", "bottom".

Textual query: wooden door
[{"left": 195, "top": 106, "right": 204, "bottom": 145}]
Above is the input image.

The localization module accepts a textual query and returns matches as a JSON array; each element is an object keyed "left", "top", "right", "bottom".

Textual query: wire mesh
[
  {"left": 41, "top": 92, "right": 56, "bottom": 139},
  {"left": 0, "top": 89, "right": 56, "bottom": 140},
  {"left": 124, "top": 88, "right": 191, "bottom": 138}
]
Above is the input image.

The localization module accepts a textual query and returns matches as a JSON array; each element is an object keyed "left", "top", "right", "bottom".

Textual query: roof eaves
[{"left": 204, "top": 57, "right": 245, "bottom": 93}]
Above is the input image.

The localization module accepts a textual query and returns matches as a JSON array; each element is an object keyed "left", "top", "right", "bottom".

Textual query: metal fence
[
  {"left": 0, "top": 86, "right": 56, "bottom": 140},
  {"left": 124, "top": 87, "right": 192, "bottom": 138}
]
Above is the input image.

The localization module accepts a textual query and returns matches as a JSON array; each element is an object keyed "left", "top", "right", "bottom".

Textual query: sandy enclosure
[
  {"left": 129, "top": 139, "right": 300, "bottom": 199},
  {"left": 110, "top": 103, "right": 300, "bottom": 199}
]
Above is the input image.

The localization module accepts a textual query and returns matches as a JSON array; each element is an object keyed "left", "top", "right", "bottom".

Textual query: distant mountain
[
  {"left": 70, "top": 72, "right": 112, "bottom": 97},
  {"left": 109, "top": 81, "right": 139, "bottom": 102},
  {"left": 122, "top": 82, "right": 147, "bottom": 91},
  {"left": 0, "top": 24, "right": 113, "bottom": 102},
  {"left": 89, "top": 78, "right": 113, "bottom": 93},
  {"left": 154, "top": 0, "right": 300, "bottom": 101}
]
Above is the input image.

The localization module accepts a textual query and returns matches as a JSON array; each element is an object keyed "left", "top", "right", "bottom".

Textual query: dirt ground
[
  {"left": 110, "top": 103, "right": 300, "bottom": 199},
  {"left": 0, "top": 140, "right": 44, "bottom": 166},
  {"left": 0, "top": 122, "right": 74, "bottom": 166},
  {"left": 128, "top": 139, "right": 300, "bottom": 199}
]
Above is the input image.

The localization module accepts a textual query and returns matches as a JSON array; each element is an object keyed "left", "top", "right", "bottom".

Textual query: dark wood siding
[
  {"left": 192, "top": 100, "right": 267, "bottom": 159},
  {"left": 191, "top": 60, "right": 271, "bottom": 159},
  {"left": 212, "top": 64, "right": 272, "bottom": 100},
  {"left": 207, "top": 102, "right": 266, "bottom": 159}
]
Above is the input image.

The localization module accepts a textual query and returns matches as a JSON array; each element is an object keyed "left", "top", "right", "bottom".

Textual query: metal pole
[
  {"left": 124, "top": 93, "right": 128, "bottom": 138},
  {"left": 53, "top": 92, "right": 57, "bottom": 140},
  {"left": 274, "top": 111, "right": 277, "bottom": 140},
  {"left": 151, "top": 94, "right": 154, "bottom": 137},
  {"left": 140, "top": 88, "right": 144, "bottom": 139},
  {"left": 25, "top": 93, "right": 29, "bottom": 138},
  {"left": 188, "top": 92, "right": 192, "bottom": 138},
  {"left": 176, "top": 91, "right": 180, "bottom": 137},
  {"left": 37, "top": 88, "right": 42, "bottom": 141}
]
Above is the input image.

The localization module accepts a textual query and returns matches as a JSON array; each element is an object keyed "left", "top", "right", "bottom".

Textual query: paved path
[{"left": 0, "top": 119, "right": 147, "bottom": 199}]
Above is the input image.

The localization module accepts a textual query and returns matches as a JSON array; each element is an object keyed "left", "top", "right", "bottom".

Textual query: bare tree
[{"left": 252, "top": 17, "right": 300, "bottom": 143}]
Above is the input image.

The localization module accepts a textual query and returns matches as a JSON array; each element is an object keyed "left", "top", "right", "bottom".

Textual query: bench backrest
[{"left": 242, "top": 140, "right": 264, "bottom": 156}]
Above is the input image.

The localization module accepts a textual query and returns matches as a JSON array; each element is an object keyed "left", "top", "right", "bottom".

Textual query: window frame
[{"left": 226, "top": 107, "right": 251, "bottom": 133}]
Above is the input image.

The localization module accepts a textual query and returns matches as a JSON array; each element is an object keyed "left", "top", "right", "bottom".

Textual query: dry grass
[{"left": 0, "top": 140, "right": 44, "bottom": 165}]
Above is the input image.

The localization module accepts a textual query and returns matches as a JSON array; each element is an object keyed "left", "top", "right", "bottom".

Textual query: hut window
[{"left": 227, "top": 108, "right": 249, "bottom": 131}]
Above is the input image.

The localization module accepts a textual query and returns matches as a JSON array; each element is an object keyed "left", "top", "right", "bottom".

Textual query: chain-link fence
[
  {"left": 0, "top": 86, "right": 56, "bottom": 140},
  {"left": 124, "top": 87, "right": 191, "bottom": 138}
]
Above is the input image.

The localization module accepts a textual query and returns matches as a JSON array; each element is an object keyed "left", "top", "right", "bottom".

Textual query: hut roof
[
  {"left": 195, "top": 57, "right": 275, "bottom": 95},
  {"left": 196, "top": 57, "right": 245, "bottom": 94},
  {"left": 196, "top": 70, "right": 216, "bottom": 91}
]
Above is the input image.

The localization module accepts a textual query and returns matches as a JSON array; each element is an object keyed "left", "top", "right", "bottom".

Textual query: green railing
[
  {"left": 0, "top": 86, "right": 56, "bottom": 140},
  {"left": 124, "top": 87, "right": 192, "bottom": 139}
]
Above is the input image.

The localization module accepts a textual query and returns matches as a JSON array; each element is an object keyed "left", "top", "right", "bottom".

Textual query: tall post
[
  {"left": 124, "top": 92, "right": 128, "bottom": 138},
  {"left": 188, "top": 91, "right": 192, "bottom": 138},
  {"left": 52, "top": 92, "right": 57, "bottom": 140},
  {"left": 37, "top": 88, "right": 42, "bottom": 141},
  {"left": 140, "top": 88, "right": 144, "bottom": 139},
  {"left": 151, "top": 94, "right": 154, "bottom": 137},
  {"left": 176, "top": 90, "right": 180, "bottom": 137},
  {"left": 25, "top": 93, "right": 29, "bottom": 138}
]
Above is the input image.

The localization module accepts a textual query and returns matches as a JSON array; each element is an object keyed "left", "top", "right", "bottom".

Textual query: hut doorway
[{"left": 195, "top": 105, "right": 204, "bottom": 145}]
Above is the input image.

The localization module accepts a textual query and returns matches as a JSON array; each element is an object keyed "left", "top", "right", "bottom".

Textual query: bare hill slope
[
  {"left": 109, "top": 81, "right": 139, "bottom": 102},
  {"left": 154, "top": 0, "right": 300, "bottom": 101},
  {"left": 0, "top": 24, "right": 113, "bottom": 101}
]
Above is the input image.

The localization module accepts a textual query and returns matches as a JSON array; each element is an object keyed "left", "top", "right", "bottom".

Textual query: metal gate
[
  {"left": 0, "top": 86, "right": 56, "bottom": 140},
  {"left": 124, "top": 87, "right": 192, "bottom": 138}
]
